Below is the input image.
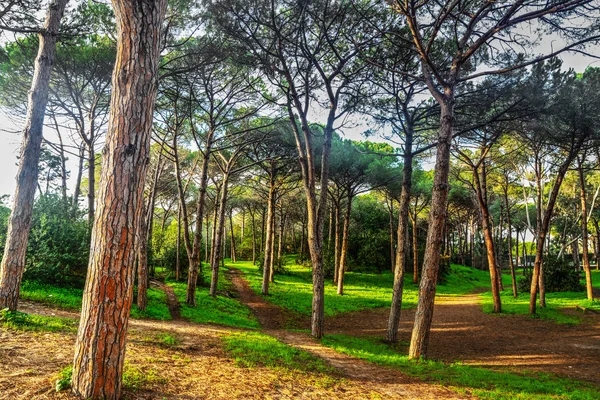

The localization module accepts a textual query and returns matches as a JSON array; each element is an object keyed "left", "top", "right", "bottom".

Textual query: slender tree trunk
[
  {"left": 251, "top": 209, "right": 256, "bottom": 265},
  {"left": 210, "top": 176, "right": 229, "bottom": 297},
  {"left": 333, "top": 200, "right": 341, "bottom": 284},
  {"left": 262, "top": 178, "right": 276, "bottom": 294},
  {"left": 504, "top": 192, "right": 517, "bottom": 297},
  {"left": 277, "top": 211, "right": 286, "bottom": 267},
  {"left": 73, "top": 145, "right": 85, "bottom": 211},
  {"left": 0, "top": 0, "right": 69, "bottom": 311},
  {"left": 409, "top": 97, "right": 453, "bottom": 359},
  {"left": 530, "top": 154, "right": 579, "bottom": 314},
  {"left": 71, "top": 1, "right": 166, "bottom": 397},
  {"left": 388, "top": 197, "right": 395, "bottom": 272},
  {"left": 337, "top": 193, "right": 353, "bottom": 296},
  {"left": 411, "top": 213, "right": 418, "bottom": 284},
  {"left": 229, "top": 210, "right": 237, "bottom": 263},
  {"left": 578, "top": 159, "right": 594, "bottom": 300},
  {"left": 176, "top": 205, "right": 181, "bottom": 281},
  {"left": 269, "top": 209, "right": 276, "bottom": 282},
  {"left": 87, "top": 146, "right": 95, "bottom": 226},
  {"left": 387, "top": 126, "right": 413, "bottom": 343}
]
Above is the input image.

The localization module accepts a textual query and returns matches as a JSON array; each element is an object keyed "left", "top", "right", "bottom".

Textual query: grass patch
[
  {"left": 231, "top": 261, "right": 490, "bottom": 317},
  {"left": 130, "top": 288, "right": 171, "bottom": 321},
  {"left": 168, "top": 266, "right": 259, "bottom": 329},
  {"left": 480, "top": 269, "right": 600, "bottom": 325},
  {"left": 0, "top": 309, "right": 78, "bottom": 333},
  {"left": 223, "top": 331, "right": 333, "bottom": 374},
  {"left": 156, "top": 332, "right": 180, "bottom": 347},
  {"left": 55, "top": 365, "right": 72, "bottom": 392},
  {"left": 321, "top": 334, "right": 599, "bottom": 400},
  {"left": 122, "top": 361, "right": 167, "bottom": 391},
  {"left": 20, "top": 280, "right": 171, "bottom": 321}
]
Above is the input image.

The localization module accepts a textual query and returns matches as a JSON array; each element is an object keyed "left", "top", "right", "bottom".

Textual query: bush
[{"left": 517, "top": 256, "right": 584, "bottom": 293}]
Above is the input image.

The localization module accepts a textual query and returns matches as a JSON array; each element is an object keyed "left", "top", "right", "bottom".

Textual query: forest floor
[{"left": 1, "top": 266, "right": 599, "bottom": 399}]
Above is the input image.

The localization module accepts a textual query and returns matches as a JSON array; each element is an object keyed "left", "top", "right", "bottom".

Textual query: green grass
[
  {"left": 223, "top": 331, "right": 333, "bottom": 374},
  {"left": 20, "top": 280, "right": 171, "bottom": 321},
  {"left": 480, "top": 269, "right": 600, "bottom": 325},
  {"left": 168, "top": 266, "right": 259, "bottom": 329},
  {"left": 0, "top": 309, "right": 78, "bottom": 333},
  {"left": 321, "top": 334, "right": 599, "bottom": 400},
  {"left": 230, "top": 260, "right": 490, "bottom": 317}
]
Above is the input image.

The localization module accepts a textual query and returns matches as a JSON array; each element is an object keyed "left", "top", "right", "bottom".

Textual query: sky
[{"left": 0, "top": 49, "right": 598, "bottom": 203}]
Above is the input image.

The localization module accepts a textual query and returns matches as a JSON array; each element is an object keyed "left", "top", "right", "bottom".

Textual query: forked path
[
  {"left": 228, "top": 268, "right": 600, "bottom": 387},
  {"left": 226, "top": 268, "right": 470, "bottom": 400}
]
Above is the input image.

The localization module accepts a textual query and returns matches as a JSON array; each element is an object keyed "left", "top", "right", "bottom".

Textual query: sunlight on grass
[
  {"left": 230, "top": 260, "right": 491, "bottom": 317},
  {"left": 0, "top": 309, "right": 78, "bottom": 333},
  {"left": 168, "top": 266, "right": 259, "bottom": 329},
  {"left": 321, "top": 334, "right": 599, "bottom": 400}
]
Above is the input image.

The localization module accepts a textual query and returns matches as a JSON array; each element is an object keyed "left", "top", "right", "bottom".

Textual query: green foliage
[
  {"left": 321, "top": 335, "right": 599, "bottom": 400},
  {"left": 0, "top": 309, "right": 77, "bottom": 333},
  {"left": 223, "top": 331, "right": 333, "bottom": 374},
  {"left": 156, "top": 332, "right": 180, "bottom": 347},
  {"left": 517, "top": 256, "right": 584, "bottom": 293},
  {"left": 130, "top": 288, "right": 172, "bottom": 321},
  {"left": 55, "top": 365, "right": 72, "bottom": 392},
  {"left": 22, "top": 195, "right": 90, "bottom": 287},
  {"left": 168, "top": 268, "right": 259, "bottom": 329}
]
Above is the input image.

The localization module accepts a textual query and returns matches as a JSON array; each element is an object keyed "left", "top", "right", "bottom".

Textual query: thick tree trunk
[
  {"left": 409, "top": 97, "right": 453, "bottom": 359},
  {"left": 387, "top": 133, "right": 413, "bottom": 343},
  {"left": 210, "top": 176, "right": 229, "bottom": 297},
  {"left": 0, "top": 0, "right": 69, "bottom": 311},
  {"left": 578, "top": 160, "right": 594, "bottom": 300},
  {"left": 71, "top": 1, "right": 166, "bottom": 398},
  {"left": 337, "top": 194, "right": 352, "bottom": 296}
]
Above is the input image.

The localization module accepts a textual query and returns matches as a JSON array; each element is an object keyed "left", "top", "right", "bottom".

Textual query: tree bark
[
  {"left": 71, "top": 1, "right": 166, "bottom": 398},
  {"left": 0, "top": 0, "right": 69, "bottom": 311},
  {"left": 229, "top": 210, "right": 237, "bottom": 263},
  {"left": 337, "top": 193, "right": 353, "bottom": 295},
  {"left": 73, "top": 144, "right": 85, "bottom": 211},
  {"left": 210, "top": 175, "right": 229, "bottom": 297},
  {"left": 578, "top": 158, "right": 594, "bottom": 300},
  {"left": 409, "top": 97, "right": 453, "bottom": 359},
  {"left": 387, "top": 132, "right": 413, "bottom": 343},
  {"left": 333, "top": 200, "right": 341, "bottom": 284},
  {"left": 411, "top": 212, "right": 419, "bottom": 284},
  {"left": 504, "top": 191, "right": 518, "bottom": 298},
  {"left": 262, "top": 175, "right": 276, "bottom": 294}
]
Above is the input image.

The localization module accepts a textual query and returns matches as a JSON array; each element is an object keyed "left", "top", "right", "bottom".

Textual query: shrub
[{"left": 517, "top": 256, "right": 584, "bottom": 293}]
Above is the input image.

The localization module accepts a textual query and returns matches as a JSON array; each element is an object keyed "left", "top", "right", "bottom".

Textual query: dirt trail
[
  {"left": 227, "top": 268, "right": 470, "bottom": 399},
  {"left": 150, "top": 279, "right": 181, "bottom": 320}
]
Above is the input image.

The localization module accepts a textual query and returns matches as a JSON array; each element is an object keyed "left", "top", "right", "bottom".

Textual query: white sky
[{"left": 0, "top": 50, "right": 597, "bottom": 202}]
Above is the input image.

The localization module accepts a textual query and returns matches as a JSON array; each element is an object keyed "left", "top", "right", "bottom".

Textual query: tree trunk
[
  {"left": 269, "top": 209, "right": 276, "bottom": 282},
  {"left": 504, "top": 191, "right": 517, "bottom": 298},
  {"left": 262, "top": 178, "right": 276, "bottom": 294},
  {"left": 71, "top": 1, "right": 166, "bottom": 398},
  {"left": 333, "top": 200, "right": 341, "bottom": 284},
  {"left": 73, "top": 145, "right": 85, "bottom": 211},
  {"left": 0, "top": 0, "right": 69, "bottom": 311},
  {"left": 578, "top": 159, "right": 594, "bottom": 300},
  {"left": 409, "top": 97, "right": 453, "bottom": 359},
  {"left": 176, "top": 205, "right": 181, "bottom": 281},
  {"left": 210, "top": 175, "right": 229, "bottom": 297},
  {"left": 411, "top": 213, "right": 419, "bottom": 284},
  {"left": 87, "top": 144, "right": 95, "bottom": 226},
  {"left": 388, "top": 197, "right": 395, "bottom": 272},
  {"left": 387, "top": 130, "right": 413, "bottom": 343},
  {"left": 472, "top": 165, "right": 502, "bottom": 313},
  {"left": 337, "top": 193, "right": 353, "bottom": 296},
  {"left": 229, "top": 210, "right": 237, "bottom": 263},
  {"left": 530, "top": 154, "right": 579, "bottom": 314},
  {"left": 250, "top": 209, "right": 256, "bottom": 265}
]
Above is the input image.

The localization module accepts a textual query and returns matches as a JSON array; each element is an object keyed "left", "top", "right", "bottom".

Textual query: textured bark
[
  {"left": 411, "top": 214, "right": 419, "bottom": 284},
  {"left": 387, "top": 140, "right": 413, "bottom": 343},
  {"left": 71, "top": 1, "right": 166, "bottom": 398},
  {"left": 210, "top": 175, "right": 229, "bottom": 297},
  {"left": 262, "top": 176, "right": 276, "bottom": 295},
  {"left": 409, "top": 99, "right": 453, "bottom": 359},
  {"left": 337, "top": 194, "right": 352, "bottom": 295},
  {"left": 578, "top": 160, "right": 594, "bottom": 300},
  {"left": 0, "top": 0, "right": 69, "bottom": 311}
]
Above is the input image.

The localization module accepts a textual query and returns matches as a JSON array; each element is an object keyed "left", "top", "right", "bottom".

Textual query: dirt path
[
  {"left": 227, "top": 268, "right": 470, "bottom": 399},
  {"left": 150, "top": 279, "right": 181, "bottom": 320},
  {"left": 326, "top": 292, "right": 600, "bottom": 385}
]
